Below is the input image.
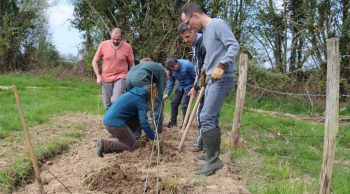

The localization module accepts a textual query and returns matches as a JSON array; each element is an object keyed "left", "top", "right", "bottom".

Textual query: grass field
[
  {"left": 219, "top": 94, "right": 350, "bottom": 193},
  {"left": 0, "top": 73, "right": 102, "bottom": 139},
  {"left": 1, "top": 73, "right": 349, "bottom": 193},
  {"left": 0, "top": 73, "right": 101, "bottom": 192}
]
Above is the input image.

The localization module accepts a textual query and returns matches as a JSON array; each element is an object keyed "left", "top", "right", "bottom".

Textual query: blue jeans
[
  {"left": 200, "top": 76, "right": 234, "bottom": 133},
  {"left": 197, "top": 96, "right": 205, "bottom": 149}
]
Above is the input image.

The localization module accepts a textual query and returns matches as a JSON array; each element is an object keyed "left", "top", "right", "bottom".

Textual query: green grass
[
  {"left": 0, "top": 124, "right": 86, "bottom": 193},
  {"left": 244, "top": 93, "right": 325, "bottom": 115},
  {"left": 0, "top": 73, "right": 103, "bottom": 138},
  {"left": 221, "top": 104, "right": 350, "bottom": 193},
  {"left": 0, "top": 73, "right": 99, "bottom": 193},
  {"left": 1, "top": 73, "right": 349, "bottom": 193}
]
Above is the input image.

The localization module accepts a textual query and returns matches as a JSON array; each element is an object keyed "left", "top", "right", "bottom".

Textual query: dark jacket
[
  {"left": 126, "top": 61, "right": 167, "bottom": 103},
  {"left": 103, "top": 87, "right": 155, "bottom": 140},
  {"left": 192, "top": 34, "right": 206, "bottom": 90},
  {"left": 193, "top": 35, "right": 206, "bottom": 76}
]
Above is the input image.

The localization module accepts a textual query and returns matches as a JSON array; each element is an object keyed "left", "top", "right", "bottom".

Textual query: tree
[{"left": 0, "top": 0, "right": 59, "bottom": 72}]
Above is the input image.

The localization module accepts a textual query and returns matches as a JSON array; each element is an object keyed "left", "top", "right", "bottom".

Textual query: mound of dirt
[
  {"left": 85, "top": 163, "right": 159, "bottom": 193},
  {"left": 15, "top": 114, "right": 249, "bottom": 194}
]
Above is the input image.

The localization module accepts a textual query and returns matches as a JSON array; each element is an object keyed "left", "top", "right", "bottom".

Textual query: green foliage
[
  {"left": 0, "top": 0, "right": 59, "bottom": 72},
  {"left": 72, "top": 0, "right": 188, "bottom": 64}
]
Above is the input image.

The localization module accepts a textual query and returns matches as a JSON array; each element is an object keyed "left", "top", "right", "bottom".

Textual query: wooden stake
[
  {"left": 230, "top": 54, "right": 249, "bottom": 148},
  {"left": 12, "top": 85, "right": 45, "bottom": 194},
  {"left": 317, "top": 38, "right": 340, "bottom": 194},
  {"left": 178, "top": 87, "right": 205, "bottom": 151},
  {"left": 181, "top": 95, "right": 194, "bottom": 131}
]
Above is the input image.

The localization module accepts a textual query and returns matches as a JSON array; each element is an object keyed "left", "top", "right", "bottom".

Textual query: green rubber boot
[{"left": 196, "top": 129, "right": 223, "bottom": 176}]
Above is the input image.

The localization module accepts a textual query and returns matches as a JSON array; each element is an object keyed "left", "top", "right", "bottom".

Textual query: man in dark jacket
[
  {"left": 126, "top": 61, "right": 167, "bottom": 133},
  {"left": 178, "top": 23, "right": 206, "bottom": 151}
]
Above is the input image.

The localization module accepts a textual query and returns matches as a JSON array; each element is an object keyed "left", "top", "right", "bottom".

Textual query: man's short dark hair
[
  {"left": 177, "top": 22, "right": 191, "bottom": 34},
  {"left": 165, "top": 58, "right": 178, "bottom": 69},
  {"left": 181, "top": 3, "right": 203, "bottom": 17}
]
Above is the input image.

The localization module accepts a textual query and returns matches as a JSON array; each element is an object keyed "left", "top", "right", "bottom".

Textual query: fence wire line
[
  {"left": 249, "top": 121, "right": 349, "bottom": 142},
  {"left": 247, "top": 83, "right": 350, "bottom": 98},
  {"left": 39, "top": 161, "right": 72, "bottom": 194},
  {"left": 252, "top": 66, "right": 318, "bottom": 76}
]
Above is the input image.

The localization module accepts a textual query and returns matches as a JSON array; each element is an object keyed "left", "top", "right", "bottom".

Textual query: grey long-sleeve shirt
[{"left": 203, "top": 18, "right": 240, "bottom": 77}]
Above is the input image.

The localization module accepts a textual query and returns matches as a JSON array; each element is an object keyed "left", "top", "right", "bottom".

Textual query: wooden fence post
[
  {"left": 230, "top": 54, "right": 248, "bottom": 148},
  {"left": 317, "top": 38, "right": 340, "bottom": 194},
  {"left": 12, "top": 85, "right": 45, "bottom": 194}
]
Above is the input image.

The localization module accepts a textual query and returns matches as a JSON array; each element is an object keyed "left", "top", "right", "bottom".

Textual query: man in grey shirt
[{"left": 181, "top": 3, "right": 240, "bottom": 176}]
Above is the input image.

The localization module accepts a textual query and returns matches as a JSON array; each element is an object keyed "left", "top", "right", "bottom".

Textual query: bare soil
[{"left": 14, "top": 113, "right": 249, "bottom": 194}]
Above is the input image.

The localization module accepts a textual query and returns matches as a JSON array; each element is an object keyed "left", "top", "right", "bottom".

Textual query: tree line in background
[
  {"left": 1, "top": 0, "right": 349, "bottom": 85},
  {"left": 0, "top": 0, "right": 61, "bottom": 72},
  {"left": 72, "top": 0, "right": 349, "bottom": 82}
]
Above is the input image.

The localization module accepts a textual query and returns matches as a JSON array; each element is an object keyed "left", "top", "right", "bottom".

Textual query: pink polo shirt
[{"left": 94, "top": 40, "right": 134, "bottom": 82}]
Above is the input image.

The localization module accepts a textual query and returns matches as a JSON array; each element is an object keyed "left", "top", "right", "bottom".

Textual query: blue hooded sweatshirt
[{"left": 103, "top": 87, "right": 155, "bottom": 140}]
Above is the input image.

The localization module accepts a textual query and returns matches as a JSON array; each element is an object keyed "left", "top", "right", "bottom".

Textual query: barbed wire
[
  {"left": 251, "top": 66, "right": 319, "bottom": 76},
  {"left": 39, "top": 161, "right": 72, "bottom": 194},
  {"left": 247, "top": 83, "right": 326, "bottom": 97},
  {"left": 245, "top": 121, "right": 350, "bottom": 143},
  {"left": 251, "top": 54, "right": 350, "bottom": 77},
  {"left": 247, "top": 83, "right": 350, "bottom": 98}
]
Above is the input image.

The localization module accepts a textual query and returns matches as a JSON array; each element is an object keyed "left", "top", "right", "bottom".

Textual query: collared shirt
[{"left": 94, "top": 40, "right": 134, "bottom": 82}]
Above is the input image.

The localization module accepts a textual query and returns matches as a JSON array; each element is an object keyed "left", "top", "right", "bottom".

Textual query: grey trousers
[
  {"left": 102, "top": 79, "right": 126, "bottom": 109},
  {"left": 103, "top": 125, "right": 138, "bottom": 153},
  {"left": 200, "top": 76, "right": 234, "bottom": 133}
]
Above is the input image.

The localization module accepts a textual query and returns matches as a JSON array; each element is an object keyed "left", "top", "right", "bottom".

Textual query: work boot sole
[
  {"left": 196, "top": 160, "right": 224, "bottom": 176},
  {"left": 203, "top": 161, "right": 224, "bottom": 176}
]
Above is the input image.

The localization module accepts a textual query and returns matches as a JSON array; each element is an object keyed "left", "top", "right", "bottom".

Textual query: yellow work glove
[{"left": 211, "top": 67, "right": 224, "bottom": 80}]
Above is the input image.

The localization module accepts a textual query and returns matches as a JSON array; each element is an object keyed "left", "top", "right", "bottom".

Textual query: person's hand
[
  {"left": 211, "top": 67, "right": 224, "bottom": 80},
  {"left": 96, "top": 76, "right": 102, "bottom": 86},
  {"left": 188, "top": 88, "right": 198, "bottom": 97},
  {"left": 163, "top": 94, "right": 168, "bottom": 100}
]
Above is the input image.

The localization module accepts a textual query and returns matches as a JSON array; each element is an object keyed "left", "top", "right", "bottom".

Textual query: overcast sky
[{"left": 47, "top": 0, "right": 82, "bottom": 56}]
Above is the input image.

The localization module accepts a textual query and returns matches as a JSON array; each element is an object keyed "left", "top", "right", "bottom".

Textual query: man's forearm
[{"left": 92, "top": 61, "right": 101, "bottom": 77}]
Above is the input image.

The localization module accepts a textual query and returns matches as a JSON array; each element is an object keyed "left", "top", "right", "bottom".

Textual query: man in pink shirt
[{"left": 92, "top": 28, "right": 135, "bottom": 109}]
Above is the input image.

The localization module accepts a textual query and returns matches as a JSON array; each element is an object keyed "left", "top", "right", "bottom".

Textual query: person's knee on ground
[{"left": 97, "top": 139, "right": 132, "bottom": 157}]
